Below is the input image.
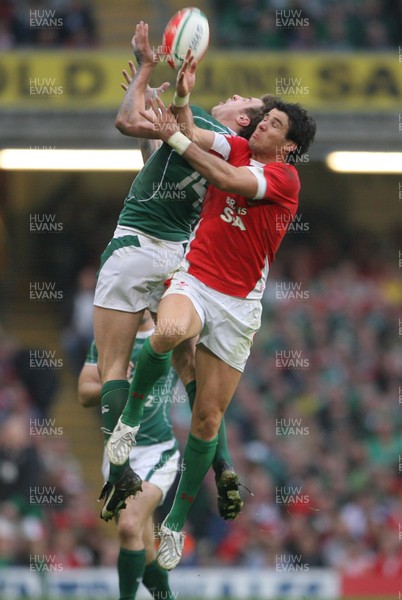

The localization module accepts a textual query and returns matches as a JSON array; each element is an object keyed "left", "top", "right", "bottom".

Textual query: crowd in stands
[
  {"left": 0, "top": 0, "right": 96, "bottom": 49},
  {"left": 1, "top": 229, "right": 401, "bottom": 572},
  {"left": 213, "top": 0, "right": 401, "bottom": 50},
  {"left": 0, "top": 0, "right": 400, "bottom": 50},
  {"left": 0, "top": 327, "right": 108, "bottom": 569}
]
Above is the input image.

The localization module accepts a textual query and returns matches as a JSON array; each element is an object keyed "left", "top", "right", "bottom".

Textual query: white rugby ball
[{"left": 161, "top": 7, "right": 210, "bottom": 70}]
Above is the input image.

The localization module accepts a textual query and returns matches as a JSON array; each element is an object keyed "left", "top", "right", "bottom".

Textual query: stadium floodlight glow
[
  {"left": 0, "top": 149, "right": 144, "bottom": 171},
  {"left": 326, "top": 152, "right": 402, "bottom": 174}
]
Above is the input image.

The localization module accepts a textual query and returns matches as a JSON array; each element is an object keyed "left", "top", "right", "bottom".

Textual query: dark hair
[
  {"left": 271, "top": 98, "right": 316, "bottom": 162},
  {"left": 238, "top": 94, "right": 279, "bottom": 140}
]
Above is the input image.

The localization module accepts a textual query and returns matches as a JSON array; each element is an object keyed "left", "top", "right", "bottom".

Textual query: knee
[
  {"left": 152, "top": 323, "right": 186, "bottom": 354},
  {"left": 192, "top": 409, "right": 222, "bottom": 440},
  {"left": 117, "top": 514, "right": 142, "bottom": 547}
]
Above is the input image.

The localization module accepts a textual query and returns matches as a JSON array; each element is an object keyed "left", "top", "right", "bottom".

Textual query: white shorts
[
  {"left": 102, "top": 438, "right": 180, "bottom": 504},
  {"left": 163, "top": 271, "right": 262, "bottom": 372},
  {"left": 94, "top": 226, "right": 185, "bottom": 314}
]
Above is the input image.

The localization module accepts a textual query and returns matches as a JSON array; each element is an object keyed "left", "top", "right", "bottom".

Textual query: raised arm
[
  {"left": 115, "top": 21, "right": 169, "bottom": 139},
  {"left": 171, "top": 51, "right": 215, "bottom": 151},
  {"left": 119, "top": 61, "right": 163, "bottom": 159},
  {"left": 142, "top": 97, "right": 259, "bottom": 198}
]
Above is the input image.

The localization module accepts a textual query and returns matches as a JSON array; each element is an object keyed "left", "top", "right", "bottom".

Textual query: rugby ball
[{"left": 161, "top": 7, "right": 210, "bottom": 70}]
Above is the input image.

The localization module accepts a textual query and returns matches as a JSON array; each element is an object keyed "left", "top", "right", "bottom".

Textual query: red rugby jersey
[{"left": 185, "top": 135, "right": 300, "bottom": 299}]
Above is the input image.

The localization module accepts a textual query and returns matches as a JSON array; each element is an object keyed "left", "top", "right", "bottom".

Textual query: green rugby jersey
[
  {"left": 118, "top": 106, "right": 232, "bottom": 242},
  {"left": 85, "top": 331, "right": 180, "bottom": 446}
]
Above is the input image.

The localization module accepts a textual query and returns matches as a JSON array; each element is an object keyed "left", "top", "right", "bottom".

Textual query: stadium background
[{"left": 0, "top": 0, "right": 401, "bottom": 598}]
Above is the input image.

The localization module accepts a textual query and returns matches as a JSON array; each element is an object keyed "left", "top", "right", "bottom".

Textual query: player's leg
[
  {"left": 94, "top": 306, "right": 143, "bottom": 520},
  {"left": 94, "top": 233, "right": 160, "bottom": 517},
  {"left": 107, "top": 292, "right": 203, "bottom": 466},
  {"left": 158, "top": 345, "right": 242, "bottom": 570},
  {"left": 115, "top": 481, "right": 162, "bottom": 600},
  {"left": 142, "top": 516, "right": 175, "bottom": 599},
  {"left": 172, "top": 338, "right": 243, "bottom": 520},
  {"left": 135, "top": 442, "right": 180, "bottom": 599}
]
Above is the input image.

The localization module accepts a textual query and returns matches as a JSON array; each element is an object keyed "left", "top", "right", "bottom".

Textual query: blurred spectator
[
  {"left": 61, "top": 265, "right": 96, "bottom": 375},
  {"left": 0, "top": 414, "right": 47, "bottom": 566},
  {"left": 59, "top": 0, "right": 97, "bottom": 48},
  {"left": 1, "top": 0, "right": 96, "bottom": 48},
  {"left": 13, "top": 348, "right": 60, "bottom": 419},
  {"left": 213, "top": 0, "right": 397, "bottom": 49},
  {"left": 1, "top": 0, "right": 398, "bottom": 49}
]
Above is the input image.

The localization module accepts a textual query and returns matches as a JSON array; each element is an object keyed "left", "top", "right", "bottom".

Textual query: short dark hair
[
  {"left": 238, "top": 94, "right": 278, "bottom": 140},
  {"left": 271, "top": 99, "right": 316, "bottom": 162}
]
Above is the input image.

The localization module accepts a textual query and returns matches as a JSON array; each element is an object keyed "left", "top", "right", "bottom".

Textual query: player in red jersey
[{"left": 107, "top": 54, "right": 316, "bottom": 569}]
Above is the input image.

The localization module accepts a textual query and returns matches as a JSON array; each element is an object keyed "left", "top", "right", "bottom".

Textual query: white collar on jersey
[{"left": 250, "top": 157, "right": 265, "bottom": 167}]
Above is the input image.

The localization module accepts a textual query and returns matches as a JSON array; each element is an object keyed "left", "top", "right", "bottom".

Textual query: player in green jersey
[
  {"left": 93, "top": 21, "right": 274, "bottom": 523},
  {"left": 79, "top": 311, "right": 179, "bottom": 600}
]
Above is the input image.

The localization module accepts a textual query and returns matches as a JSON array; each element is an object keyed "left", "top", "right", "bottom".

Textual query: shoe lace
[
  {"left": 238, "top": 481, "right": 254, "bottom": 497},
  {"left": 121, "top": 431, "right": 136, "bottom": 444}
]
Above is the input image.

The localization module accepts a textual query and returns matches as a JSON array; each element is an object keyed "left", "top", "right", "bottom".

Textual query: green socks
[
  {"left": 185, "top": 380, "right": 232, "bottom": 473},
  {"left": 122, "top": 337, "right": 172, "bottom": 427},
  {"left": 101, "top": 380, "right": 130, "bottom": 484},
  {"left": 143, "top": 559, "right": 174, "bottom": 599},
  {"left": 165, "top": 432, "right": 218, "bottom": 531},
  {"left": 118, "top": 552, "right": 175, "bottom": 600},
  {"left": 117, "top": 548, "right": 145, "bottom": 600}
]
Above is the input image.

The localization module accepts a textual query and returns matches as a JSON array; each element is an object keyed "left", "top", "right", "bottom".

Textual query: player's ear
[
  {"left": 236, "top": 113, "right": 250, "bottom": 127},
  {"left": 284, "top": 140, "right": 297, "bottom": 154}
]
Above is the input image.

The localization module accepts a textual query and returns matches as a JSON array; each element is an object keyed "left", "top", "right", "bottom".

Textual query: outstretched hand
[
  {"left": 176, "top": 49, "right": 197, "bottom": 98},
  {"left": 140, "top": 96, "right": 182, "bottom": 142},
  {"left": 121, "top": 60, "right": 170, "bottom": 107},
  {"left": 131, "top": 21, "right": 160, "bottom": 66}
]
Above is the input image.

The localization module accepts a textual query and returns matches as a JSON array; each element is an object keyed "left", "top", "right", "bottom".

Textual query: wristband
[
  {"left": 173, "top": 93, "right": 190, "bottom": 108},
  {"left": 167, "top": 131, "right": 192, "bottom": 156}
]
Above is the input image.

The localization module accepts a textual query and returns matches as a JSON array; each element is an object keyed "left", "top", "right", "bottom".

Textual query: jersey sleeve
[
  {"left": 211, "top": 134, "right": 251, "bottom": 161},
  {"left": 210, "top": 133, "right": 232, "bottom": 159},
  {"left": 246, "top": 166, "right": 267, "bottom": 198},
  {"left": 253, "top": 163, "right": 300, "bottom": 208}
]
